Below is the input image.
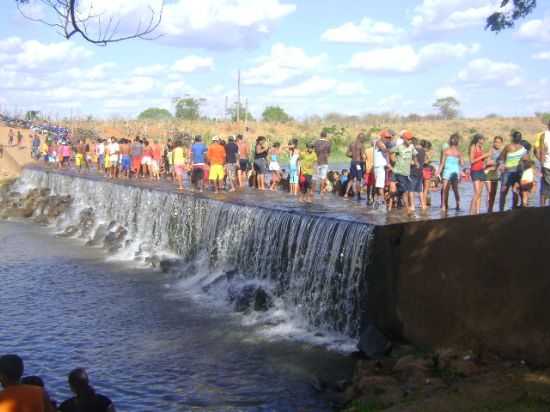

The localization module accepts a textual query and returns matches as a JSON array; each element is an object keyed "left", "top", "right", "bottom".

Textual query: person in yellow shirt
[
  {"left": 0, "top": 354, "right": 54, "bottom": 412},
  {"left": 173, "top": 141, "right": 187, "bottom": 192},
  {"left": 299, "top": 143, "right": 317, "bottom": 203}
]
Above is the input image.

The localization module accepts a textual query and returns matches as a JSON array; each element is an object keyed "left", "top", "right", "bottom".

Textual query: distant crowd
[
  {"left": 0, "top": 354, "right": 114, "bottom": 412},
  {"left": 8, "top": 119, "right": 550, "bottom": 215}
]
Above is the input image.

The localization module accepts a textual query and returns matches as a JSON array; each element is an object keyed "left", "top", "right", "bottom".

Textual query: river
[{"left": 0, "top": 220, "right": 355, "bottom": 411}]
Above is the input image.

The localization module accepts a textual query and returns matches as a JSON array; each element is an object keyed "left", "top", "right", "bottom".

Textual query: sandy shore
[{"left": 0, "top": 124, "right": 35, "bottom": 181}]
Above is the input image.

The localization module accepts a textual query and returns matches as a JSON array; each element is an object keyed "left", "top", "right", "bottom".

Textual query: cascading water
[{"left": 15, "top": 168, "right": 375, "bottom": 347}]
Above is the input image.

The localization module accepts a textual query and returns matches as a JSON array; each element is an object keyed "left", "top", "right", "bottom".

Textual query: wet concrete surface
[{"left": 24, "top": 164, "right": 538, "bottom": 226}]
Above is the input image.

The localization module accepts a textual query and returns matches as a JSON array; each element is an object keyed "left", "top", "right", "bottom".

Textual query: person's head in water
[
  {"left": 511, "top": 130, "right": 522, "bottom": 144},
  {"left": 493, "top": 136, "right": 503, "bottom": 150},
  {"left": 0, "top": 354, "right": 24, "bottom": 387},
  {"left": 449, "top": 133, "right": 460, "bottom": 147},
  {"left": 470, "top": 133, "right": 484, "bottom": 148},
  {"left": 68, "top": 368, "right": 94, "bottom": 397}
]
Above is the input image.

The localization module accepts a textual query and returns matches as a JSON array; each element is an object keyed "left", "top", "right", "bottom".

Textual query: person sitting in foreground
[
  {"left": 21, "top": 376, "right": 57, "bottom": 410},
  {"left": 0, "top": 354, "right": 55, "bottom": 412},
  {"left": 59, "top": 368, "right": 115, "bottom": 412}
]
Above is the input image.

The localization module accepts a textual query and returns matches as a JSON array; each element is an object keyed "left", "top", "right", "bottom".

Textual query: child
[
  {"left": 420, "top": 140, "right": 433, "bottom": 208},
  {"left": 287, "top": 139, "right": 300, "bottom": 196},
  {"left": 269, "top": 142, "right": 282, "bottom": 191},
  {"left": 518, "top": 159, "right": 536, "bottom": 207},
  {"left": 299, "top": 143, "right": 317, "bottom": 203}
]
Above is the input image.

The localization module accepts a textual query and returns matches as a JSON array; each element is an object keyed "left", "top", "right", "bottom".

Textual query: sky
[{"left": 0, "top": 0, "right": 549, "bottom": 120}]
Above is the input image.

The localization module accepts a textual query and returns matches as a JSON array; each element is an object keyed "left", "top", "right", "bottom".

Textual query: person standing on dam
[
  {"left": 535, "top": 121, "right": 550, "bottom": 206},
  {"left": 314, "top": 130, "right": 331, "bottom": 196},
  {"left": 390, "top": 131, "right": 417, "bottom": 214},
  {"left": 207, "top": 136, "right": 227, "bottom": 193},
  {"left": 344, "top": 133, "right": 367, "bottom": 200}
]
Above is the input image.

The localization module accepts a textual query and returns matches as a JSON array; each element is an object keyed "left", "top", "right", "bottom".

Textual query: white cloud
[
  {"left": 533, "top": 51, "right": 550, "bottom": 60},
  {"left": 412, "top": 0, "right": 501, "bottom": 32},
  {"left": 272, "top": 76, "right": 368, "bottom": 97},
  {"left": 0, "top": 37, "right": 92, "bottom": 69},
  {"left": 132, "top": 64, "right": 167, "bottom": 76},
  {"left": 435, "top": 86, "right": 459, "bottom": 99},
  {"left": 321, "top": 17, "right": 403, "bottom": 45},
  {"left": 65, "top": 63, "right": 116, "bottom": 81},
  {"left": 171, "top": 56, "right": 214, "bottom": 73},
  {"left": 346, "top": 43, "right": 479, "bottom": 73},
  {"left": 160, "top": 0, "right": 296, "bottom": 48},
  {"left": 242, "top": 43, "right": 326, "bottom": 86},
  {"left": 458, "top": 58, "right": 522, "bottom": 87},
  {"left": 517, "top": 17, "right": 550, "bottom": 43}
]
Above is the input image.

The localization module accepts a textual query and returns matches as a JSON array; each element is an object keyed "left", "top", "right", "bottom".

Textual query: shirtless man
[
  {"left": 344, "top": 133, "right": 366, "bottom": 200},
  {"left": 108, "top": 137, "right": 120, "bottom": 179},
  {"left": 236, "top": 134, "right": 250, "bottom": 189}
]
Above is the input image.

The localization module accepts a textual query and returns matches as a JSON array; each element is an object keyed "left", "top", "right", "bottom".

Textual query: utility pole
[
  {"left": 244, "top": 98, "right": 249, "bottom": 127},
  {"left": 236, "top": 69, "right": 241, "bottom": 123}
]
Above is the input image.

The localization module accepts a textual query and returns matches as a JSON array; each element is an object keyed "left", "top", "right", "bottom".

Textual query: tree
[
  {"left": 486, "top": 0, "right": 537, "bottom": 32},
  {"left": 138, "top": 107, "right": 173, "bottom": 121},
  {"left": 25, "top": 110, "right": 40, "bottom": 121},
  {"left": 433, "top": 97, "right": 460, "bottom": 120},
  {"left": 227, "top": 103, "right": 254, "bottom": 122},
  {"left": 14, "top": 0, "right": 164, "bottom": 46},
  {"left": 262, "top": 106, "right": 291, "bottom": 123},
  {"left": 175, "top": 97, "right": 205, "bottom": 121}
]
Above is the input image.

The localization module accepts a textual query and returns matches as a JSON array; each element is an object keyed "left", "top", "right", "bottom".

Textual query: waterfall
[{"left": 16, "top": 168, "right": 375, "bottom": 342}]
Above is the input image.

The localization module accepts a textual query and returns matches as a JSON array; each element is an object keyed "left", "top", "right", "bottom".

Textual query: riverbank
[
  {"left": 343, "top": 345, "right": 550, "bottom": 412},
  {"left": 0, "top": 124, "right": 35, "bottom": 180}
]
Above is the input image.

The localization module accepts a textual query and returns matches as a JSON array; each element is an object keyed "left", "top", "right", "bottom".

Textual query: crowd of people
[
  {"left": 11, "top": 119, "right": 550, "bottom": 215},
  {"left": 0, "top": 354, "right": 115, "bottom": 412}
]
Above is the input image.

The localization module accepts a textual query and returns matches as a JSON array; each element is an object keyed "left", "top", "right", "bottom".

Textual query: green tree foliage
[
  {"left": 138, "top": 107, "right": 173, "bottom": 121},
  {"left": 227, "top": 103, "right": 255, "bottom": 122},
  {"left": 486, "top": 0, "right": 537, "bottom": 32},
  {"left": 175, "top": 97, "right": 205, "bottom": 121},
  {"left": 433, "top": 97, "right": 460, "bottom": 120},
  {"left": 262, "top": 106, "right": 291, "bottom": 122},
  {"left": 25, "top": 110, "right": 40, "bottom": 121}
]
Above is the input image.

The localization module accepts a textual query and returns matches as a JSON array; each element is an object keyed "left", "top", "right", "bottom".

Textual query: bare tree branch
[{"left": 15, "top": 0, "right": 164, "bottom": 46}]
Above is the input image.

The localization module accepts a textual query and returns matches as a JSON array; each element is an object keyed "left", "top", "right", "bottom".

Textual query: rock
[
  {"left": 229, "top": 284, "right": 273, "bottom": 313},
  {"left": 357, "top": 325, "right": 393, "bottom": 359},
  {"left": 86, "top": 224, "right": 108, "bottom": 247},
  {"left": 159, "top": 259, "right": 177, "bottom": 273},
  {"left": 104, "top": 226, "right": 128, "bottom": 252},
  {"left": 356, "top": 375, "right": 403, "bottom": 408},
  {"left": 33, "top": 214, "right": 49, "bottom": 225}
]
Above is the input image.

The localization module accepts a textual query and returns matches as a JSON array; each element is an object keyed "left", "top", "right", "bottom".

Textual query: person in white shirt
[
  {"left": 96, "top": 140, "right": 105, "bottom": 171},
  {"left": 108, "top": 137, "right": 120, "bottom": 179}
]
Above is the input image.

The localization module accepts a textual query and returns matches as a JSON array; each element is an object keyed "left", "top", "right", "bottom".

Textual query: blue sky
[{"left": 0, "top": 0, "right": 549, "bottom": 120}]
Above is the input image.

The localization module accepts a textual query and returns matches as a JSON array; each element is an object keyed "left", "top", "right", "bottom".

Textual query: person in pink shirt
[{"left": 151, "top": 140, "right": 163, "bottom": 181}]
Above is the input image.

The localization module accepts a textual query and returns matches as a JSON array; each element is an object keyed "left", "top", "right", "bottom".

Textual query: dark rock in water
[
  {"left": 104, "top": 226, "right": 128, "bottom": 252},
  {"left": 230, "top": 284, "right": 273, "bottom": 313},
  {"left": 357, "top": 325, "right": 393, "bottom": 360},
  {"left": 145, "top": 255, "right": 161, "bottom": 268},
  {"left": 159, "top": 259, "right": 177, "bottom": 273},
  {"left": 59, "top": 225, "right": 79, "bottom": 237},
  {"left": 78, "top": 208, "right": 95, "bottom": 238}
]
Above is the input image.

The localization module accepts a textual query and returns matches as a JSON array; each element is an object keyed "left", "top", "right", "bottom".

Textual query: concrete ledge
[{"left": 368, "top": 207, "right": 550, "bottom": 365}]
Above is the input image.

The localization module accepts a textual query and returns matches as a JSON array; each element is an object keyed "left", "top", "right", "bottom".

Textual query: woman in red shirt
[{"left": 469, "top": 134, "right": 490, "bottom": 214}]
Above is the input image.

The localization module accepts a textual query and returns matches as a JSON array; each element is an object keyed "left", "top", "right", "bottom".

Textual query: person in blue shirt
[{"left": 189, "top": 135, "right": 208, "bottom": 192}]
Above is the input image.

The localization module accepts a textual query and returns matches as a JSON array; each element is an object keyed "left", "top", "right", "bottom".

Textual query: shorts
[
  {"left": 442, "top": 169, "right": 459, "bottom": 183},
  {"left": 110, "top": 154, "right": 119, "bottom": 165},
  {"left": 209, "top": 164, "right": 225, "bottom": 181},
  {"left": 542, "top": 168, "right": 550, "bottom": 197},
  {"left": 239, "top": 159, "right": 250, "bottom": 171},
  {"left": 142, "top": 156, "right": 152, "bottom": 166},
  {"left": 485, "top": 168, "right": 499, "bottom": 182},
  {"left": 74, "top": 153, "right": 83, "bottom": 167},
  {"left": 393, "top": 173, "right": 411, "bottom": 193},
  {"left": 132, "top": 156, "right": 142, "bottom": 171},
  {"left": 471, "top": 170, "right": 487, "bottom": 181},
  {"left": 410, "top": 174, "right": 423, "bottom": 193},
  {"left": 191, "top": 165, "right": 204, "bottom": 184},
  {"left": 226, "top": 163, "right": 237, "bottom": 178},
  {"left": 254, "top": 158, "right": 267, "bottom": 174},
  {"left": 520, "top": 182, "right": 534, "bottom": 192},
  {"left": 63, "top": 156, "right": 70, "bottom": 164},
  {"left": 422, "top": 167, "right": 433, "bottom": 181},
  {"left": 98, "top": 154, "right": 104, "bottom": 166},
  {"left": 174, "top": 164, "right": 186, "bottom": 177},
  {"left": 269, "top": 161, "right": 281, "bottom": 172},
  {"left": 317, "top": 164, "right": 329, "bottom": 180},
  {"left": 349, "top": 161, "right": 364, "bottom": 180},
  {"left": 289, "top": 169, "right": 299, "bottom": 184},
  {"left": 364, "top": 171, "right": 375, "bottom": 187},
  {"left": 300, "top": 174, "right": 313, "bottom": 193},
  {"left": 501, "top": 170, "right": 520, "bottom": 188},
  {"left": 374, "top": 166, "right": 386, "bottom": 189},
  {"left": 150, "top": 159, "right": 159, "bottom": 174},
  {"left": 121, "top": 155, "right": 130, "bottom": 171}
]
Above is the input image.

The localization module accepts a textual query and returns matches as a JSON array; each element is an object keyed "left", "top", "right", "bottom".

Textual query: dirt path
[{"left": 0, "top": 125, "right": 35, "bottom": 181}]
